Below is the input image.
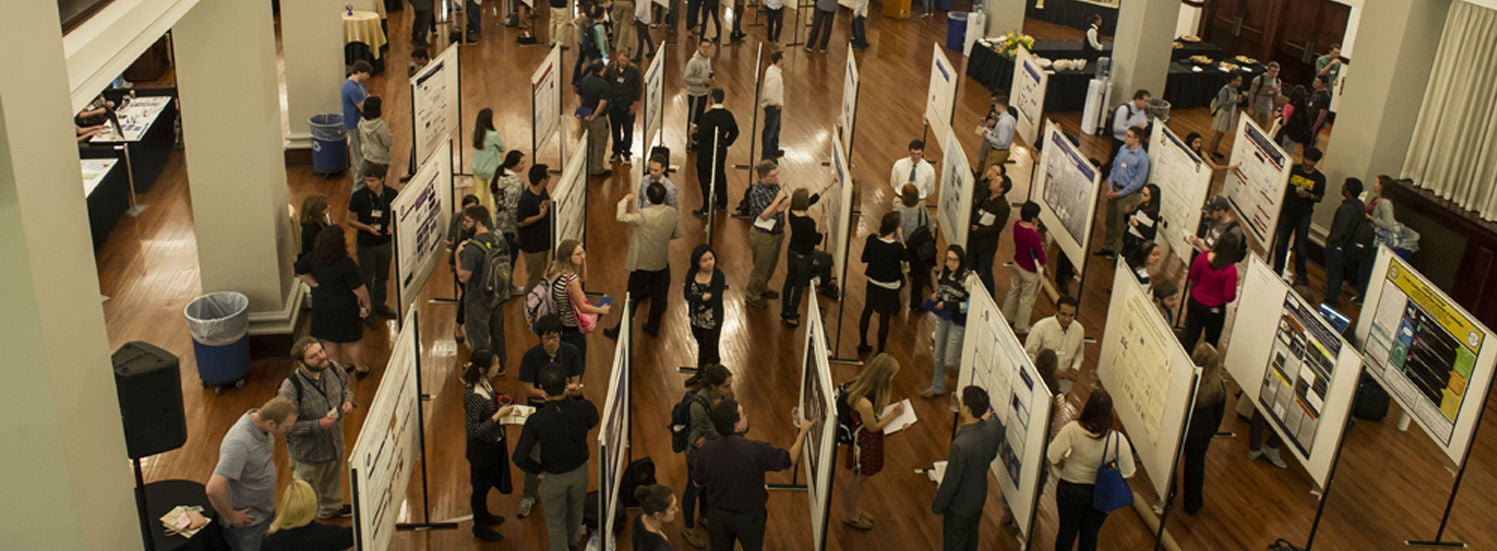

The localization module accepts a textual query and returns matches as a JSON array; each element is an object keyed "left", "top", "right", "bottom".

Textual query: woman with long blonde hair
[
  {"left": 1180, "top": 343, "right": 1227, "bottom": 514},
  {"left": 546, "top": 239, "right": 612, "bottom": 368},
  {"left": 840, "top": 353, "right": 907, "bottom": 530},
  {"left": 262, "top": 480, "right": 352, "bottom": 550}
]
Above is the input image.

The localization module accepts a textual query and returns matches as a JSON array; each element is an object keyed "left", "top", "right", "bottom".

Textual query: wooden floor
[{"left": 102, "top": 4, "right": 1497, "bottom": 550}]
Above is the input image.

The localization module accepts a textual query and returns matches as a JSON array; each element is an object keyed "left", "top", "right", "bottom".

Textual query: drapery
[{"left": 1402, "top": 0, "right": 1497, "bottom": 221}]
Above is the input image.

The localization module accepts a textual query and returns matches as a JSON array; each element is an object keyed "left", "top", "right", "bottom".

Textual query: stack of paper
[
  {"left": 500, "top": 405, "right": 537, "bottom": 425},
  {"left": 882, "top": 398, "right": 919, "bottom": 435}
]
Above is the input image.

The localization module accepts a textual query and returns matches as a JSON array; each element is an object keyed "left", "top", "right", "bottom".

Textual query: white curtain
[{"left": 1402, "top": 1, "right": 1497, "bottom": 221}]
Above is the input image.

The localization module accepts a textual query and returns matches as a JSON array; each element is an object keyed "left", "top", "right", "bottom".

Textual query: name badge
[{"left": 371, "top": 209, "right": 384, "bottom": 218}]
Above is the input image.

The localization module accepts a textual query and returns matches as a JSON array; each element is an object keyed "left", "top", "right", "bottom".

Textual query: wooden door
[
  {"left": 1268, "top": 0, "right": 1350, "bottom": 86},
  {"left": 1203, "top": 0, "right": 1275, "bottom": 57}
]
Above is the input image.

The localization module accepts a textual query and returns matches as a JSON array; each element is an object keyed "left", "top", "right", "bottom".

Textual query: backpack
[
  {"left": 834, "top": 383, "right": 855, "bottom": 444},
  {"left": 620, "top": 457, "right": 657, "bottom": 508},
  {"left": 523, "top": 275, "right": 558, "bottom": 332},
  {"left": 1349, "top": 211, "right": 1377, "bottom": 254},
  {"left": 473, "top": 231, "right": 514, "bottom": 309},
  {"left": 908, "top": 225, "right": 937, "bottom": 265},
  {"left": 669, "top": 388, "right": 707, "bottom": 453}
]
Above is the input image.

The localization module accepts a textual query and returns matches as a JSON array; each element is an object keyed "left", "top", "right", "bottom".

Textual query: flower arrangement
[{"left": 994, "top": 32, "right": 1035, "bottom": 59}]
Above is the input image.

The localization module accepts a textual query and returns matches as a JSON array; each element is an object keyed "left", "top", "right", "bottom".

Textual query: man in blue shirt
[
  {"left": 1097, "top": 125, "right": 1150, "bottom": 257},
  {"left": 979, "top": 94, "right": 1016, "bottom": 174},
  {"left": 1101, "top": 89, "right": 1151, "bottom": 182},
  {"left": 341, "top": 61, "right": 371, "bottom": 185}
]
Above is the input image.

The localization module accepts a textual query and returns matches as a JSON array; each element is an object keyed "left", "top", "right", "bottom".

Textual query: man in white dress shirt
[
  {"left": 760, "top": 51, "right": 785, "bottom": 160},
  {"left": 888, "top": 139, "right": 936, "bottom": 199},
  {"left": 1024, "top": 296, "right": 1085, "bottom": 395}
]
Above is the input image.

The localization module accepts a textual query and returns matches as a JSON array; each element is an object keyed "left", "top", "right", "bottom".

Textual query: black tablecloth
[
  {"left": 967, "top": 45, "right": 1266, "bottom": 113},
  {"left": 1173, "top": 40, "right": 1224, "bottom": 61},
  {"left": 1163, "top": 60, "right": 1265, "bottom": 110},
  {"left": 1026, "top": 0, "right": 1118, "bottom": 35},
  {"left": 78, "top": 150, "right": 131, "bottom": 248},
  {"left": 143, "top": 479, "right": 218, "bottom": 551},
  {"left": 1025, "top": 38, "right": 1221, "bottom": 62},
  {"left": 94, "top": 88, "right": 178, "bottom": 195}
]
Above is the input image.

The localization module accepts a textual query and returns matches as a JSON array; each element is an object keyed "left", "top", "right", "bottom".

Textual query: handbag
[
  {"left": 574, "top": 300, "right": 599, "bottom": 334},
  {"left": 1092, "top": 431, "right": 1134, "bottom": 512}
]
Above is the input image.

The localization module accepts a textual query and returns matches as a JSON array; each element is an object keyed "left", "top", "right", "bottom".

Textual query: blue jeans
[
  {"left": 781, "top": 251, "right": 812, "bottom": 319},
  {"left": 931, "top": 319, "right": 966, "bottom": 394},
  {"left": 221, "top": 519, "right": 270, "bottom": 551},
  {"left": 466, "top": 0, "right": 481, "bottom": 36},
  {"left": 971, "top": 251, "right": 996, "bottom": 295},
  {"left": 762, "top": 106, "right": 781, "bottom": 160},
  {"left": 1272, "top": 211, "right": 1313, "bottom": 280},
  {"left": 851, "top": 15, "right": 868, "bottom": 46}
]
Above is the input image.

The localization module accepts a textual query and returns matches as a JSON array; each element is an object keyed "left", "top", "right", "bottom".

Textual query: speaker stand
[{"left": 133, "top": 458, "right": 155, "bottom": 551}]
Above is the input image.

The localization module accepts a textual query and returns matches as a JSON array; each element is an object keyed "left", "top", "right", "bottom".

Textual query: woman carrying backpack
[
  {"left": 840, "top": 353, "right": 908, "bottom": 530},
  {"left": 922, "top": 245, "right": 969, "bottom": 398},
  {"left": 684, "top": 245, "right": 727, "bottom": 368},
  {"left": 1049, "top": 389, "right": 1135, "bottom": 551},
  {"left": 547, "top": 239, "right": 612, "bottom": 369},
  {"left": 680, "top": 364, "right": 732, "bottom": 548},
  {"left": 895, "top": 183, "right": 934, "bottom": 310}
]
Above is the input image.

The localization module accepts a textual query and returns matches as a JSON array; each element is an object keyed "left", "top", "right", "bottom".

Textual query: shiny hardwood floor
[{"left": 100, "top": 4, "right": 1497, "bottom": 550}]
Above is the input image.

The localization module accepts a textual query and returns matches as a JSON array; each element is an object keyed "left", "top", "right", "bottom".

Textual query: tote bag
[{"left": 1092, "top": 431, "right": 1133, "bottom": 512}]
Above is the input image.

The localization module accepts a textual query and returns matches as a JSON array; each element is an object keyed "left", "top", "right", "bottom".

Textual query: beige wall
[{"left": 280, "top": 0, "right": 347, "bottom": 148}]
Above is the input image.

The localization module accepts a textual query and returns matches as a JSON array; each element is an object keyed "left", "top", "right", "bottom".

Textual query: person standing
[
  {"left": 464, "top": 0, "right": 483, "bottom": 42},
  {"left": 206, "top": 397, "right": 299, "bottom": 551},
  {"left": 692, "top": 88, "right": 738, "bottom": 216},
  {"left": 342, "top": 62, "right": 372, "bottom": 184},
  {"left": 515, "top": 315, "right": 586, "bottom": 518},
  {"left": 968, "top": 166, "right": 1011, "bottom": 293},
  {"left": 462, "top": 349, "right": 518, "bottom": 542},
  {"left": 262, "top": 480, "right": 354, "bottom": 551},
  {"left": 1121, "top": 183, "right": 1161, "bottom": 260},
  {"left": 277, "top": 338, "right": 355, "bottom": 520},
  {"left": 804, "top": 0, "right": 836, "bottom": 52},
  {"left": 840, "top": 353, "right": 907, "bottom": 529},
  {"left": 514, "top": 365, "right": 600, "bottom": 551},
  {"left": 1180, "top": 343, "right": 1226, "bottom": 515},
  {"left": 1323, "top": 178, "right": 1366, "bottom": 307},
  {"left": 517, "top": 165, "right": 554, "bottom": 291},
  {"left": 410, "top": 0, "right": 435, "bottom": 47},
  {"left": 1247, "top": 61, "right": 1282, "bottom": 130},
  {"left": 578, "top": 60, "right": 614, "bottom": 178},
  {"left": 1206, "top": 73, "right": 1244, "bottom": 160},
  {"left": 1101, "top": 90, "right": 1150, "bottom": 181},
  {"left": 931, "top": 386, "right": 1005, "bottom": 550},
  {"left": 1308, "top": 75, "right": 1332, "bottom": 144},
  {"left": 729, "top": 0, "right": 748, "bottom": 42},
  {"left": 1002, "top": 202, "right": 1047, "bottom": 335},
  {"left": 347, "top": 165, "right": 399, "bottom": 320},
  {"left": 781, "top": 179, "right": 835, "bottom": 327},
  {"left": 606, "top": 183, "right": 681, "bottom": 338},
  {"left": 760, "top": 52, "right": 785, "bottom": 161},
  {"left": 849, "top": 0, "right": 870, "bottom": 49},
  {"left": 493, "top": 151, "right": 528, "bottom": 275},
  {"left": 1360, "top": 176, "right": 1399, "bottom": 296},
  {"left": 633, "top": 485, "right": 680, "bottom": 551},
  {"left": 548, "top": 0, "right": 570, "bottom": 47},
  {"left": 1024, "top": 296, "right": 1084, "bottom": 395},
  {"left": 1271, "top": 147, "right": 1325, "bottom": 284},
  {"left": 548, "top": 240, "right": 613, "bottom": 366},
  {"left": 472, "top": 109, "right": 506, "bottom": 211},
  {"left": 698, "top": 0, "right": 723, "bottom": 40},
  {"left": 894, "top": 184, "right": 932, "bottom": 305},
  {"left": 1049, "top": 389, "right": 1135, "bottom": 551},
  {"left": 357, "top": 96, "right": 392, "bottom": 176},
  {"left": 1275, "top": 86, "right": 1312, "bottom": 155},
  {"left": 1096, "top": 125, "right": 1151, "bottom": 258},
  {"left": 295, "top": 226, "right": 373, "bottom": 378},
  {"left": 456, "top": 205, "right": 512, "bottom": 361},
  {"left": 764, "top": 0, "right": 785, "bottom": 42},
  {"left": 888, "top": 139, "right": 936, "bottom": 199},
  {"left": 978, "top": 94, "right": 1016, "bottom": 174},
  {"left": 607, "top": 52, "right": 643, "bottom": 165},
  {"left": 573, "top": 5, "right": 609, "bottom": 85},
  {"left": 744, "top": 161, "right": 790, "bottom": 309},
  {"left": 680, "top": 364, "right": 734, "bottom": 547},
  {"left": 1180, "top": 232, "right": 1242, "bottom": 350},
  {"left": 298, "top": 194, "right": 331, "bottom": 261},
  {"left": 1315, "top": 44, "right": 1343, "bottom": 98},
  {"left": 613, "top": 0, "right": 638, "bottom": 57},
  {"left": 693, "top": 399, "right": 811, "bottom": 551},
  {"left": 1189, "top": 196, "right": 1244, "bottom": 257},
  {"left": 639, "top": 157, "right": 681, "bottom": 210},
  {"left": 1081, "top": 14, "right": 1104, "bottom": 61},
  {"left": 922, "top": 245, "right": 970, "bottom": 398},
  {"left": 857, "top": 213, "right": 906, "bottom": 356},
  {"left": 684, "top": 41, "right": 715, "bottom": 148},
  {"left": 635, "top": 0, "right": 657, "bottom": 58},
  {"left": 684, "top": 245, "right": 727, "bottom": 368}
]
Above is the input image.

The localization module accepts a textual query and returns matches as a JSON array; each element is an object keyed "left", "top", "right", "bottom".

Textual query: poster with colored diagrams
[{"left": 1356, "top": 247, "right": 1496, "bottom": 465}]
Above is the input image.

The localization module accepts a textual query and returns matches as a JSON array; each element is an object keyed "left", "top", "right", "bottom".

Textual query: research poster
[
  {"left": 798, "top": 289, "right": 837, "bottom": 551},
  {"left": 840, "top": 44, "right": 860, "bottom": 156},
  {"left": 350, "top": 307, "right": 421, "bottom": 551},
  {"left": 1010, "top": 46, "right": 1048, "bottom": 147},
  {"left": 393, "top": 139, "right": 454, "bottom": 325},
  {"left": 1096, "top": 259, "right": 1198, "bottom": 499},
  {"left": 1034, "top": 123, "right": 1101, "bottom": 268},
  {"left": 925, "top": 44, "right": 958, "bottom": 151},
  {"left": 1223, "top": 113, "right": 1290, "bottom": 250},
  {"left": 1356, "top": 248, "right": 1496, "bottom": 465},
  {"left": 553, "top": 132, "right": 589, "bottom": 249},
  {"left": 937, "top": 127, "right": 973, "bottom": 251},
  {"left": 1226, "top": 257, "right": 1362, "bottom": 486},
  {"left": 1148, "top": 124, "right": 1211, "bottom": 267},
  {"left": 643, "top": 48, "right": 665, "bottom": 156},
  {"left": 957, "top": 278, "right": 1052, "bottom": 542},
  {"left": 825, "top": 127, "right": 854, "bottom": 295},
  {"left": 598, "top": 298, "right": 632, "bottom": 551},
  {"left": 531, "top": 46, "right": 563, "bottom": 156},
  {"left": 410, "top": 44, "right": 460, "bottom": 166}
]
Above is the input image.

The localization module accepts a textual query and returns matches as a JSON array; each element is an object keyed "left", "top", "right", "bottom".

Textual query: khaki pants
[
  {"left": 290, "top": 457, "right": 344, "bottom": 517},
  {"left": 523, "top": 249, "right": 550, "bottom": 291},
  {"left": 549, "top": 7, "right": 570, "bottom": 46},
  {"left": 1002, "top": 266, "right": 1042, "bottom": 333},
  {"left": 538, "top": 464, "right": 589, "bottom": 551},
  {"left": 612, "top": 0, "right": 637, "bottom": 56},
  {"left": 1104, "top": 189, "right": 1140, "bottom": 252},
  {"left": 585, "top": 114, "right": 610, "bottom": 174},
  {"left": 746, "top": 229, "right": 784, "bottom": 301}
]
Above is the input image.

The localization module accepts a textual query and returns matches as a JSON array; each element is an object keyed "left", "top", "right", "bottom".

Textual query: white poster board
[
  {"left": 1096, "top": 259, "right": 1199, "bottom": 498},
  {"left": 798, "top": 288, "right": 837, "bottom": 551},
  {"left": 410, "top": 43, "right": 461, "bottom": 167},
  {"left": 350, "top": 306, "right": 421, "bottom": 551},
  {"left": 393, "top": 138, "right": 455, "bottom": 326},
  {"left": 1033, "top": 123, "right": 1101, "bottom": 268},
  {"left": 925, "top": 44, "right": 959, "bottom": 152},
  {"left": 1355, "top": 247, "right": 1497, "bottom": 465},
  {"left": 1148, "top": 124, "right": 1212, "bottom": 267},
  {"left": 937, "top": 127, "right": 973, "bottom": 250},
  {"left": 962, "top": 12, "right": 986, "bottom": 57},
  {"left": 1226, "top": 257, "right": 1363, "bottom": 487},
  {"left": 1010, "top": 46, "right": 1048, "bottom": 147},
  {"left": 599, "top": 297, "right": 633, "bottom": 551},
  {"left": 643, "top": 48, "right": 666, "bottom": 156},
  {"left": 840, "top": 44, "right": 861, "bottom": 156},
  {"left": 552, "top": 133, "right": 589, "bottom": 249},
  {"left": 531, "top": 46, "right": 564, "bottom": 157},
  {"left": 956, "top": 278, "right": 1052, "bottom": 543},
  {"left": 1223, "top": 113, "right": 1291, "bottom": 251},
  {"left": 825, "top": 127, "right": 855, "bottom": 295}
]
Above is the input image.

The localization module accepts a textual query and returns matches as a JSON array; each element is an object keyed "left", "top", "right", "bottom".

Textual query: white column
[
  {"left": 175, "top": 0, "right": 302, "bottom": 331},
  {"left": 1107, "top": 0, "right": 1177, "bottom": 106},
  {"left": 0, "top": 1, "right": 140, "bottom": 549},
  {"left": 982, "top": 0, "right": 1025, "bottom": 37},
  {"left": 281, "top": 0, "right": 347, "bottom": 149}
]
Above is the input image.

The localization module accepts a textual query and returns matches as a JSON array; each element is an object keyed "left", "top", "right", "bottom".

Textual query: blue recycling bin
[
  {"left": 945, "top": 12, "right": 968, "bottom": 51},
  {"left": 185, "top": 292, "right": 251, "bottom": 393},
  {"left": 310, "top": 113, "right": 348, "bottom": 174}
]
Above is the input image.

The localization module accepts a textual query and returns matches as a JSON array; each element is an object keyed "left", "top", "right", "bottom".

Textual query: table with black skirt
[
  {"left": 967, "top": 45, "right": 1265, "bottom": 113},
  {"left": 80, "top": 155, "right": 131, "bottom": 248},
  {"left": 1163, "top": 60, "right": 1265, "bottom": 110},
  {"left": 88, "top": 89, "right": 179, "bottom": 195}
]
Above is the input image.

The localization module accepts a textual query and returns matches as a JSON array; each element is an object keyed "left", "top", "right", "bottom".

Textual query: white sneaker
[
  {"left": 1247, "top": 448, "right": 1262, "bottom": 461},
  {"left": 516, "top": 497, "right": 535, "bottom": 518},
  {"left": 1263, "top": 448, "right": 1288, "bottom": 469}
]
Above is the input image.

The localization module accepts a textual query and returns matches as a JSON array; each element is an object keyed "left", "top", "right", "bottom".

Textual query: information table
[
  {"left": 88, "top": 92, "right": 178, "bottom": 195},
  {"left": 967, "top": 46, "right": 1263, "bottom": 112},
  {"left": 82, "top": 158, "right": 130, "bottom": 247}
]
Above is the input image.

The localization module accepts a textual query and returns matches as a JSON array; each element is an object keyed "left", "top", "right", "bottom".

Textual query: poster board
[
  {"left": 531, "top": 45, "right": 564, "bottom": 157},
  {"left": 1096, "top": 259, "right": 1199, "bottom": 499},
  {"left": 798, "top": 288, "right": 837, "bottom": 551},
  {"left": 599, "top": 297, "right": 633, "bottom": 551},
  {"left": 410, "top": 43, "right": 461, "bottom": 167},
  {"left": 1225, "top": 256, "right": 1363, "bottom": 486},
  {"left": 1223, "top": 113, "right": 1290, "bottom": 252},
  {"left": 925, "top": 44, "right": 958, "bottom": 152},
  {"left": 840, "top": 44, "right": 860, "bottom": 156},
  {"left": 552, "top": 133, "right": 589, "bottom": 249},
  {"left": 1355, "top": 247, "right": 1497, "bottom": 465},
  {"left": 825, "top": 127, "right": 855, "bottom": 295},
  {"left": 1148, "top": 124, "right": 1212, "bottom": 267},
  {"left": 643, "top": 48, "right": 666, "bottom": 157},
  {"left": 937, "top": 127, "right": 974, "bottom": 251},
  {"left": 393, "top": 138, "right": 454, "bottom": 327},
  {"left": 1010, "top": 45, "right": 1048, "bottom": 148},
  {"left": 956, "top": 277, "right": 1053, "bottom": 543},
  {"left": 1033, "top": 122, "right": 1101, "bottom": 269},
  {"left": 350, "top": 307, "right": 422, "bottom": 551}
]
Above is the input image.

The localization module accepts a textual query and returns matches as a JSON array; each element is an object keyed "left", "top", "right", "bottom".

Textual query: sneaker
[
  {"left": 516, "top": 497, "right": 535, "bottom": 518},
  {"left": 804, "top": 45, "right": 813, "bottom": 52},
  {"left": 746, "top": 298, "right": 769, "bottom": 309},
  {"left": 920, "top": 387, "right": 943, "bottom": 398},
  {"left": 682, "top": 526, "right": 708, "bottom": 548},
  {"left": 621, "top": 154, "right": 633, "bottom": 166},
  {"left": 761, "top": 290, "right": 780, "bottom": 299},
  {"left": 338, "top": 504, "right": 354, "bottom": 518},
  {"left": 1263, "top": 448, "right": 1288, "bottom": 469},
  {"left": 1246, "top": 448, "right": 1263, "bottom": 461},
  {"left": 819, "top": 48, "right": 828, "bottom": 53}
]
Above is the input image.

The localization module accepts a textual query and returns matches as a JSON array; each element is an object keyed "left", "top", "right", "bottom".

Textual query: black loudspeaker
[{"left": 113, "top": 342, "right": 188, "bottom": 460}]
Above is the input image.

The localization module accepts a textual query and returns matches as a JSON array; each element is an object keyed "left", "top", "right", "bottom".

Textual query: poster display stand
[
  {"left": 1010, "top": 45, "right": 1048, "bottom": 148},
  {"left": 789, "top": 286, "right": 838, "bottom": 551},
  {"left": 924, "top": 44, "right": 959, "bottom": 152},
  {"left": 840, "top": 43, "right": 861, "bottom": 158},
  {"left": 409, "top": 44, "right": 462, "bottom": 170},
  {"left": 392, "top": 138, "right": 455, "bottom": 327},
  {"left": 737, "top": 43, "right": 765, "bottom": 171},
  {"left": 552, "top": 132, "right": 589, "bottom": 250},
  {"left": 1222, "top": 113, "right": 1290, "bottom": 253},
  {"left": 531, "top": 45, "right": 566, "bottom": 174},
  {"left": 824, "top": 128, "right": 858, "bottom": 363},
  {"left": 642, "top": 48, "right": 666, "bottom": 166},
  {"left": 936, "top": 127, "right": 974, "bottom": 251},
  {"left": 599, "top": 297, "right": 633, "bottom": 551},
  {"left": 1033, "top": 121, "right": 1101, "bottom": 297}
]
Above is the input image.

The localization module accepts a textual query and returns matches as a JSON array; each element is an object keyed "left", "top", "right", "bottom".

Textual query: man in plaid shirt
[
  {"left": 744, "top": 160, "right": 791, "bottom": 309},
  {"left": 277, "top": 337, "right": 356, "bottom": 519}
]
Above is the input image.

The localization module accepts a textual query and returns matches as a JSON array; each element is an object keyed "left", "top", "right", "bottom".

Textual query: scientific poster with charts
[
  {"left": 598, "top": 298, "right": 632, "bottom": 551},
  {"left": 1010, "top": 45, "right": 1048, "bottom": 147},
  {"left": 956, "top": 277, "right": 1053, "bottom": 543},
  {"left": 643, "top": 48, "right": 666, "bottom": 156},
  {"left": 798, "top": 288, "right": 837, "bottom": 551},
  {"left": 350, "top": 307, "right": 421, "bottom": 551},
  {"left": 1096, "top": 258, "right": 1198, "bottom": 499},
  {"left": 1033, "top": 123, "right": 1100, "bottom": 268},
  {"left": 925, "top": 44, "right": 958, "bottom": 151},
  {"left": 1148, "top": 124, "right": 1211, "bottom": 267},
  {"left": 825, "top": 128, "right": 854, "bottom": 295},
  {"left": 531, "top": 46, "right": 563, "bottom": 156},
  {"left": 937, "top": 127, "right": 973, "bottom": 251},
  {"left": 1223, "top": 113, "right": 1290, "bottom": 251},
  {"left": 1226, "top": 256, "right": 1363, "bottom": 487},
  {"left": 410, "top": 44, "right": 460, "bottom": 166},
  {"left": 1356, "top": 247, "right": 1496, "bottom": 465},
  {"left": 552, "top": 133, "right": 589, "bottom": 249},
  {"left": 840, "top": 45, "right": 860, "bottom": 156},
  {"left": 392, "top": 139, "right": 453, "bottom": 327}
]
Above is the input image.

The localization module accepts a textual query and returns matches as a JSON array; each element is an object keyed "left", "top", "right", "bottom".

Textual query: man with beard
[{"left": 276, "top": 338, "right": 356, "bottom": 519}]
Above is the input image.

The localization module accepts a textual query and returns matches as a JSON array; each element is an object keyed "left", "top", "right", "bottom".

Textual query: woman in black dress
[
  {"left": 462, "top": 349, "right": 517, "bottom": 542},
  {"left": 683, "top": 244, "right": 726, "bottom": 368},
  {"left": 295, "top": 225, "right": 373, "bottom": 378},
  {"left": 1180, "top": 343, "right": 1226, "bottom": 514},
  {"left": 857, "top": 212, "right": 907, "bottom": 355},
  {"left": 632, "top": 484, "right": 679, "bottom": 551}
]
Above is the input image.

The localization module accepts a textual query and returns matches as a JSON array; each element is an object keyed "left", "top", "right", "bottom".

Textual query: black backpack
[
  {"left": 908, "top": 225, "right": 938, "bottom": 265},
  {"left": 834, "top": 383, "right": 855, "bottom": 444},
  {"left": 620, "top": 457, "right": 657, "bottom": 507},
  {"left": 669, "top": 388, "right": 707, "bottom": 453}
]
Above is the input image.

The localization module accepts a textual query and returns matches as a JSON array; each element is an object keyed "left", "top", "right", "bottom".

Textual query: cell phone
[{"left": 596, "top": 296, "right": 616, "bottom": 307}]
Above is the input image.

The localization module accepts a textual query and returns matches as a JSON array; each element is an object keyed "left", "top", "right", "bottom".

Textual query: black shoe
[
  {"left": 475, "top": 513, "right": 506, "bottom": 526},
  {"left": 692, "top": 209, "right": 709, "bottom": 218},
  {"left": 375, "top": 305, "right": 398, "bottom": 318},
  {"left": 338, "top": 504, "right": 354, "bottom": 518},
  {"left": 603, "top": 326, "right": 621, "bottom": 339},
  {"left": 761, "top": 290, "right": 780, "bottom": 299},
  {"left": 474, "top": 526, "right": 505, "bottom": 542},
  {"left": 399, "top": 175, "right": 413, "bottom": 183},
  {"left": 355, "top": 367, "right": 373, "bottom": 381},
  {"left": 856, "top": 344, "right": 873, "bottom": 356},
  {"left": 642, "top": 325, "right": 659, "bottom": 338},
  {"left": 1092, "top": 249, "right": 1116, "bottom": 258},
  {"left": 590, "top": 169, "right": 613, "bottom": 178},
  {"left": 362, "top": 316, "right": 380, "bottom": 329}
]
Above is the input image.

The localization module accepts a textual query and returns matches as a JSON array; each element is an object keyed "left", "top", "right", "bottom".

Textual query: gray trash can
[
  {"left": 185, "top": 291, "right": 251, "bottom": 393},
  {"left": 1147, "top": 98, "right": 1172, "bottom": 123},
  {"left": 310, "top": 113, "right": 348, "bottom": 175}
]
